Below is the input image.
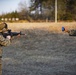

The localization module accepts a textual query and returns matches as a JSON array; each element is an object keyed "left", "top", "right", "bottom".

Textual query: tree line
[{"left": 0, "top": 0, "right": 76, "bottom": 22}]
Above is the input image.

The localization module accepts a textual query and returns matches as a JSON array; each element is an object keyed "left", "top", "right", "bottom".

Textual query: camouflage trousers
[
  {"left": 68, "top": 30, "right": 76, "bottom": 36},
  {"left": 0, "top": 49, "right": 2, "bottom": 75}
]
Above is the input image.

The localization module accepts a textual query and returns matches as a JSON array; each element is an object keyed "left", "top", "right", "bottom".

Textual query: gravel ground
[{"left": 2, "top": 28, "right": 76, "bottom": 75}]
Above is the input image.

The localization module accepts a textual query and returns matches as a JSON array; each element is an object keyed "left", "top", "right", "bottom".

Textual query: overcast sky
[{"left": 0, "top": 0, "right": 30, "bottom": 15}]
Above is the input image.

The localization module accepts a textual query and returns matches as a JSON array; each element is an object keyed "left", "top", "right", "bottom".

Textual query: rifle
[{"left": 2, "top": 29, "right": 25, "bottom": 38}]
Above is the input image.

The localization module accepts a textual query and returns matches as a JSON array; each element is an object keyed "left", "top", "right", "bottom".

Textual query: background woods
[{"left": 0, "top": 0, "right": 76, "bottom": 22}]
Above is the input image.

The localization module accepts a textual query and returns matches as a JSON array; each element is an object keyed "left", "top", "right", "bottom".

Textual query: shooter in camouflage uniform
[
  {"left": 62, "top": 27, "right": 76, "bottom": 36},
  {"left": 0, "top": 22, "right": 10, "bottom": 75}
]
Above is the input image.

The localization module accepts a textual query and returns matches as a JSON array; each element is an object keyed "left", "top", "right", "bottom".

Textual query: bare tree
[{"left": 18, "top": 1, "right": 31, "bottom": 21}]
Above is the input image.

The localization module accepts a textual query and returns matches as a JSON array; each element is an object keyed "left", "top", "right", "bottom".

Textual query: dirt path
[{"left": 2, "top": 28, "right": 76, "bottom": 75}]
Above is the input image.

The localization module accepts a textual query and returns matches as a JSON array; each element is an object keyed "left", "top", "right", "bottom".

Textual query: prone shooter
[{"left": 62, "top": 27, "right": 76, "bottom": 36}]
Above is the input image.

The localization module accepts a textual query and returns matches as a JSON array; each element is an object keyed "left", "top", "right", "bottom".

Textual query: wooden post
[{"left": 55, "top": 0, "right": 57, "bottom": 23}]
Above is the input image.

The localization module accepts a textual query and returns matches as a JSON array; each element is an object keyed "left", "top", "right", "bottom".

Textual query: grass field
[
  {"left": 7, "top": 22, "right": 76, "bottom": 32},
  {"left": 2, "top": 22, "right": 76, "bottom": 75}
]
